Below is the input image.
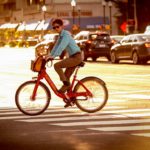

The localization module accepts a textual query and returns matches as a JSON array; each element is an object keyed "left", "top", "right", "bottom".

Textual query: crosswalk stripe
[
  {"left": 132, "top": 133, "right": 150, "bottom": 137},
  {"left": 102, "top": 108, "right": 150, "bottom": 114},
  {"left": 0, "top": 107, "right": 150, "bottom": 138},
  {"left": 0, "top": 106, "right": 126, "bottom": 116},
  {"left": 0, "top": 108, "right": 146, "bottom": 120},
  {"left": 0, "top": 108, "right": 149, "bottom": 120},
  {"left": 88, "top": 125, "right": 150, "bottom": 132},
  {"left": 13, "top": 112, "right": 150, "bottom": 123},
  {"left": 124, "top": 113, "right": 150, "bottom": 117},
  {"left": 18, "top": 114, "right": 126, "bottom": 122},
  {"left": 0, "top": 112, "right": 77, "bottom": 120},
  {"left": 50, "top": 118, "right": 150, "bottom": 127},
  {"left": 0, "top": 106, "right": 123, "bottom": 113}
]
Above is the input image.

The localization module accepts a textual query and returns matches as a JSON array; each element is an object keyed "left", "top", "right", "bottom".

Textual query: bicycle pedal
[
  {"left": 64, "top": 102, "right": 74, "bottom": 108},
  {"left": 70, "top": 101, "right": 74, "bottom": 106}
]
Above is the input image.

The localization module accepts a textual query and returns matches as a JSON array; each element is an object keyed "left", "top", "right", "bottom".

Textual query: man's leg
[
  {"left": 54, "top": 55, "right": 82, "bottom": 81},
  {"left": 54, "top": 54, "right": 82, "bottom": 92},
  {"left": 64, "top": 66, "right": 76, "bottom": 82}
]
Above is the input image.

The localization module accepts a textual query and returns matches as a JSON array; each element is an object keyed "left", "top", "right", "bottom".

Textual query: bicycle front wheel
[
  {"left": 15, "top": 80, "right": 51, "bottom": 116},
  {"left": 74, "top": 77, "right": 108, "bottom": 113}
]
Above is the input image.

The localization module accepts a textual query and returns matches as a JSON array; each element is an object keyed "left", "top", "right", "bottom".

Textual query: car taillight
[
  {"left": 111, "top": 39, "right": 115, "bottom": 44},
  {"left": 86, "top": 40, "right": 92, "bottom": 44},
  {"left": 145, "top": 43, "right": 150, "bottom": 48}
]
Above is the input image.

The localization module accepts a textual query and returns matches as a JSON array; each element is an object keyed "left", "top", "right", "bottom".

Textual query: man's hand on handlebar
[{"left": 45, "top": 55, "right": 54, "bottom": 61}]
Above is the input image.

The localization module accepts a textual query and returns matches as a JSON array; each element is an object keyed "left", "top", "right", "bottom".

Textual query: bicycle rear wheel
[
  {"left": 15, "top": 80, "right": 51, "bottom": 116},
  {"left": 74, "top": 77, "right": 108, "bottom": 113}
]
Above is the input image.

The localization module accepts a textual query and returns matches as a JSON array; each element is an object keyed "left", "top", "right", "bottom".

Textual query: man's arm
[{"left": 51, "top": 32, "right": 70, "bottom": 57}]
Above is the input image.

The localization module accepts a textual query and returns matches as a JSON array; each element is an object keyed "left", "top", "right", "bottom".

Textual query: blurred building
[{"left": 0, "top": 0, "right": 120, "bottom": 34}]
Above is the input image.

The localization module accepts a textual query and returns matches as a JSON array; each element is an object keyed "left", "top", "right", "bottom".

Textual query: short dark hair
[{"left": 52, "top": 18, "right": 63, "bottom": 26}]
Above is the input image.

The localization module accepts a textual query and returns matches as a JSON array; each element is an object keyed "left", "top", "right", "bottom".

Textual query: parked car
[
  {"left": 74, "top": 31, "right": 113, "bottom": 61},
  {"left": 110, "top": 34, "right": 150, "bottom": 64}
]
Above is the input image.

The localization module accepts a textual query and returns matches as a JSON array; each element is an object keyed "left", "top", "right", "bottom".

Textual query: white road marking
[
  {"left": 110, "top": 90, "right": 150, "bottom": 95},
  {"left": 51, "top": 118, "right": 150, "bottom": 127},
  {"left": 124, "top": 74, "right": 150, "bottom": 77},
  {"left": 0, "top": 107, "right": 150, "bottom": 138},
  {"left": 88, "top": 125, "right": 150, "bottom": 132},
  {"left": 132, "top": 133, "right": 150, "bottom": 137},
  {"left": 18, "top": 114, "right": 126, "bottom": 123},
  {"left": 121, "top": 94, "right": 150, "bottom": 99},
  {"left": 0, "top": 108, "right": 149, "bottom": 120}
]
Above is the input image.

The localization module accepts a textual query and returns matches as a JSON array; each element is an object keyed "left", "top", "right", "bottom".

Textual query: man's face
[{"left": 52, "top": 23, "right": 63, "bottom": 33}]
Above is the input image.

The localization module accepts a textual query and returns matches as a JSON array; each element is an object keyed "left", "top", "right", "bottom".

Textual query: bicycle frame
[{"left": 31, "top": 65, "right": 93, "bottom": 101}]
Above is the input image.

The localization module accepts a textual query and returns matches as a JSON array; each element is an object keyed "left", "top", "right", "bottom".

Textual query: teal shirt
[{"left": 50, "top": 30, "right": 80, "bottom": 58}]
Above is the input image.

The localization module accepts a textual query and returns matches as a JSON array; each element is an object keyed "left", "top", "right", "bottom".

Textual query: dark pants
[{"left": 54, "top": 53, "right": 82, "bottom": 82}]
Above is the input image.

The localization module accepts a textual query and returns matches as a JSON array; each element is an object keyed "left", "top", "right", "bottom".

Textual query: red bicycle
[{"left": 15, "top": 56, "right": 108, "bottom": 116}]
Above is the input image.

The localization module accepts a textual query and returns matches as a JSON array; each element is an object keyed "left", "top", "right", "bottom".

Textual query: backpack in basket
[{"left": 31, "top": 56, "right": 44, "bottom": 72}]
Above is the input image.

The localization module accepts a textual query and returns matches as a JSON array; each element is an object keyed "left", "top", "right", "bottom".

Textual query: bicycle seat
[{"left": 77, "top": 61, "right": 85, "bottom": 67}]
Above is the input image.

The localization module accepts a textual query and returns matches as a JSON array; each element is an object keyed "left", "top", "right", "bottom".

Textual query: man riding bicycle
[{"left": 46, "top": 18, "right": 82, "bottom": 93}]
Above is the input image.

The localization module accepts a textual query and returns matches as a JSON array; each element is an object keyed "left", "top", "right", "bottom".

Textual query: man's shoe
[
  {"left": 58, "top": 85, "right": 70, "bottom": 93},
  {"left": 64, "top": 103, "right": 71, "bottom": 108}
]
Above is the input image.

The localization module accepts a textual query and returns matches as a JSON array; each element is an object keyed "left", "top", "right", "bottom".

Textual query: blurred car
[
  {"left": 0, "top": 41, "right": 5, "bottom": 47},
  {"left": 35, "top": 33, "right": 58, "bottom": 57},
  {"left": 74, "top": 31, "right": 113, "bottom": 61},
  {"left": 110, "top": 34, "right": 150, "bottom": 64},
  {"left": 35, "top": 33, "right": 68, "bottom": 59},
  {"left": 110, "top": 35, "right": 125, "bottom": 44},
  {"left": 27, "top": 37, "right": 39, "bottom": 46}
]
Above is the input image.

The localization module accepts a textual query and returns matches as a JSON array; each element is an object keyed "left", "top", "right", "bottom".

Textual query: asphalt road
[{"left": 0, "top": 47, "right": 150, "bottom": 150}]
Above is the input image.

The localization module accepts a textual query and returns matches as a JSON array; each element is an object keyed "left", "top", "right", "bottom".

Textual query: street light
[
  {"left": 108, "top": 1, "right": 112, "bottom": 34},
  {"left": 71, "top": 0, "right": 76, "bottom": 25},
  {"left": 42, "top": 5, "right": 47, "bottom": 20},
  {"left": 102, "top": 0, "right": 106, "bottom": 25}
]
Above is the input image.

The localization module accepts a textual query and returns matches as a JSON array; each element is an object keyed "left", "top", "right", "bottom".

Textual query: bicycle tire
[
  {"left": 15, "top": 80, "right": 51, "bottom": 116},
  {"left": 73, "top": 76, "right": 108, "bottom": 113}
]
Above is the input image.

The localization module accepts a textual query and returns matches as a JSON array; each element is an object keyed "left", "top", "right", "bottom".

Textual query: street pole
[
  {"left": 108, "top": 1, "right": 112, "bottom": 35},
  {"left": 102, "top": 0, "right": 106, "bottom": 25},
  {"left": 78, "top": 6, "right": 81, "bottom": 30},
  {"left": 71, "top": 0, "right": 76, "bottom": 26},
  {"left": 72, "top": 6, "right": 75, "bottom": 25},
  {"left": 71, "top": 0, "right": 76, "bottom": 34},
  {"left": 134, "top": 0, "right": 138, "bottom": 33}
]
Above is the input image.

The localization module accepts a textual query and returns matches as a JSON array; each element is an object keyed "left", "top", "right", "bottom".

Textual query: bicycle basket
[{"left": 31, "top": 56, "right": 45, "bottom": 72}]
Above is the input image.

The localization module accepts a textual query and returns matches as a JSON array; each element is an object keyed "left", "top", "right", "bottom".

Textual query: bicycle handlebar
[
  {"left": 46, "top": 57, "right": 54, "bottom": 62},
  {"left": 44, "top": 57, "right": 54, "bottom": 68}
]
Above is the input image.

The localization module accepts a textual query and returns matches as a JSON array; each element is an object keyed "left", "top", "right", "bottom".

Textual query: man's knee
[{"left": 54, "top": 62, "right": 61, "bottom": 71}]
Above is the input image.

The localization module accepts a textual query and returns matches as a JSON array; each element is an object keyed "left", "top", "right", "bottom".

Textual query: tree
[{"left": 107, "top": 0, "right": 150, "bottom": 34}]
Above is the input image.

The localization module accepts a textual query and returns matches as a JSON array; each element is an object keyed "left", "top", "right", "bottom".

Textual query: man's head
[{"left": 52, "top": 18, "right": 64, "bottom": 33}]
